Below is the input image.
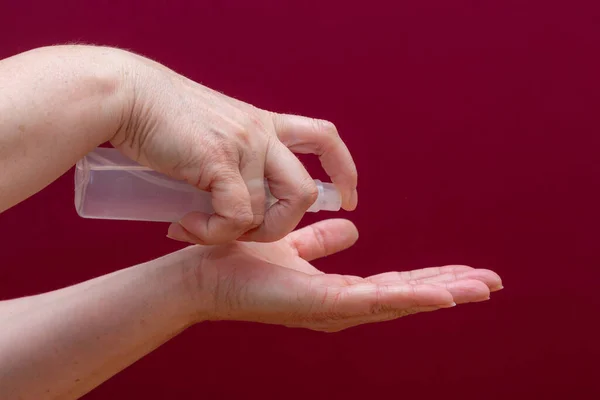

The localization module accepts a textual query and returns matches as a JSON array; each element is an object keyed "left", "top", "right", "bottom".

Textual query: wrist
[
  {"left": 163, "top": 245, "right": 215, "bottom": 325},
  {"left": 104, "top": 47, "right": 165, "bottom": 153}
]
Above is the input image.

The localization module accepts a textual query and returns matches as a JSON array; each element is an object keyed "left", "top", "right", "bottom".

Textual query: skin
[
  {"left": 0, "top": 45, "right": 358, "bottom": 244},
  {"left": 0, "top": 46, "right": 503, "bottom": 399}
]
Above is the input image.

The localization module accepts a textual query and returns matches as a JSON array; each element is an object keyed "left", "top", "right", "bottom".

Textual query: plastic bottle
[{"left": 74, "top": 147, "right": 342, "bottom": 222}]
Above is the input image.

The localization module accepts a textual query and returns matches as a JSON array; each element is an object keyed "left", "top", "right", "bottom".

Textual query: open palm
[{"left": 181, "top": 219, "right": 502, "bottom": 332}]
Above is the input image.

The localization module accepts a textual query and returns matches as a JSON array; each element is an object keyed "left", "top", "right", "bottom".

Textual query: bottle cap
[{"left": 307, "top": 180, "right": 342, "bottom": 212}]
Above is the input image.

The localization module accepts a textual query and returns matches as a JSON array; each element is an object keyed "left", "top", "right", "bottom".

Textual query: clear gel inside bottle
[{"left": 74, "top": 147, "right": 342, "bottom": 223}]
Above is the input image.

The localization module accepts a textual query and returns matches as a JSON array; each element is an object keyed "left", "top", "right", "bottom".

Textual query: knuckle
[
  {"left": 215, "top": 168, "right": 241, "bottom": 185},
  {"left": 251, "top": 212, "right": 265, "bottom": 228},
  {"left": 310, "top": 224, "right": 329, "bottom": 256},
  {"left": 240, "top": 109, "right": 271, "bottom": 140},
  {"left": 312, "top": 118, "right": 338, "bottom": 137},
  {"left": 208, "top": 130, "right": 239, "bottom": 158},
  {"left": 233, "top": 123, "right": 252, "bottom": 147},
  {"left": 203, "top": 149, "right": 235, "bottom": 173},
  {"left": 297, "top": 179, "right": 319, "bottom": 207},
  {"left": 229, "top": 206, "right": 255, "bottom": 229}
]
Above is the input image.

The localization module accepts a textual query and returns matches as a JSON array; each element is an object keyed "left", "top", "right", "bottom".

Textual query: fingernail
[
  {"left": 491, "top": 285, "right": 504, "bottom": 292},
  {"left": 167, "top": 223, "right": 189, "bottom": 242},
  {"left": 166, "top": 233, "right": 186, "bottom": 243},
  {"left": 441, "top": 302, "right": 457, "bottom": 308},
  {"left": 344, "top": 189, "right": 358, "bottom": 210}
]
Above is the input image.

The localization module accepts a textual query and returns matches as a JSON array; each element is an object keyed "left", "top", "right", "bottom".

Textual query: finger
[
  {"left": 272, "top": 113, "right": 358, "bottom": 210},
  {"left": 369, "top": 275, "right": 495, "bottom": 304},
  {"left": 366, "top": 265, "right": 474, "bottom": 284},
  {"left": 428, "top": 279, "right": 491, "bottom": 304},
  {"left": 369, "top": 268, "right": 503, "bottom": 294},
  {"left": 239, "top": 150, "right": 267, "bottom": 230},
  {"left": 338, "top": 283, "right": 456, "bottom": 312},
  {"left": 299, "top": 281, "right": 455, "bottom": 332},
  {"left": 241, "top": 142, "right": 317, "bottom": 242},
  {"left": 179, "top": 167, "right": 254, "bottom": 244},
  {"left": 285, "top": 219, "right": 359, "bottom": 261},
  {"left": 167, "top": 222, "right": 202, "bottom": 244},
  {"left": 416, "top": 269, "right": 504, "bottom": 292},
  {"left": 308, "top": 278, "right": 456, "bottom": 316}
]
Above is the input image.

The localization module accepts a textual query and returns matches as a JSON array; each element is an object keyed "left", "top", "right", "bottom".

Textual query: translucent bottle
[{"left": 74, "top": 147, "right": 342, "bottom": 222}]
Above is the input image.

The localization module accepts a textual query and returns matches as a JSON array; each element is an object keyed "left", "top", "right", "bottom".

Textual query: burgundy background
[{"left": 1, "top": 1, "right": 599, "bottom": 398}]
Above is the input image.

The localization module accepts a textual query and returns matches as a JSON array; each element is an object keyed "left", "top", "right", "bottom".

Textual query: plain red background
[{"left": 1, "top": 1, "right": 599, "bottom": 398}]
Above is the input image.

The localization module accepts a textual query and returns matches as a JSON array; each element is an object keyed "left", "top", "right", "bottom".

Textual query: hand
[
  {"left": 111, "top": 51, "right": 357, "bottom": 244},
  {"left": 181, "top": 219, "right": 503, "bottom": 332}
]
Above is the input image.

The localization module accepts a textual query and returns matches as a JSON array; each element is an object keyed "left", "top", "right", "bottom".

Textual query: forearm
[
  {"left": 0, "top": 45, "right": 130, "bottom": 212},
  {"left": 0, "top": 246, "right": 208, "bottom": 400}
]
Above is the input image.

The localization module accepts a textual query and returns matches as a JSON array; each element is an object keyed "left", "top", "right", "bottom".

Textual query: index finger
[
  {"left": 178, "top": 167, "right": 254, "bottom": 244},
  {"left": 240, "top": 143, "right": 317, "bottom": 243},
  {"left": 272, "top": 113, "right": 358, "bottom": 210}
]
